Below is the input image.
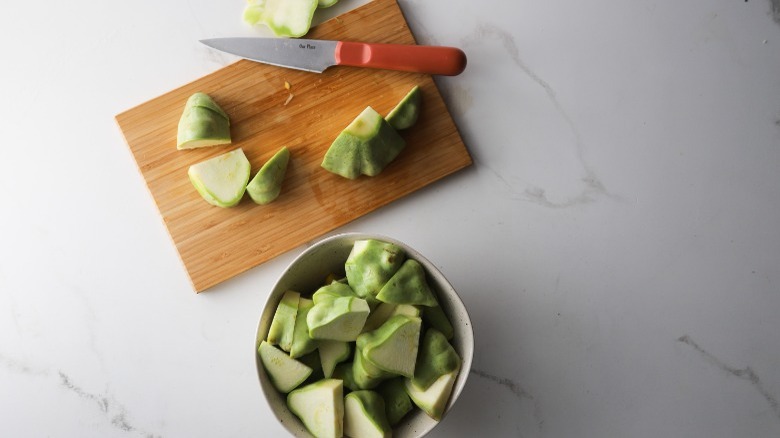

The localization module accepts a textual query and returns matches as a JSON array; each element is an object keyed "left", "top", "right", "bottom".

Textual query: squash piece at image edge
[
  {"left": 243, "top": 0, "right": 318, "bottom": 38},
  {"left": 317, "top": 0, "right": 339, "bottom": 8}
]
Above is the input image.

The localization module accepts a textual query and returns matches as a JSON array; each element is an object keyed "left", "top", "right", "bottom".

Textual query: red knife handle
[{"left": 335, "top": 41, "right": 467, "bottom": 76}]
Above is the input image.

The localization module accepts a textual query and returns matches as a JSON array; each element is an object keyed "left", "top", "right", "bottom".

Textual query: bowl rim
[{"left": 254, "top": 232, "right": 474, "bottom": 437}]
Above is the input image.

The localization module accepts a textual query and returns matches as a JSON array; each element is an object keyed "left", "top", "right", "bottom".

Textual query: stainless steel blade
[{"left": 200, "top": 38, "right": 338, "bottom": 73}]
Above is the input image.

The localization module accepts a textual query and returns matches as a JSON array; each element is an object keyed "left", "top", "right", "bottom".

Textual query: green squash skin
[
  {"left": 345, "top": 239, "right": 405, "bottom": 300},
  {"left": 297, "top": 350, "right": 325, "bottom": 385},
  {"left": 319, "top": 340, "right": 351, "bottom": 378},
  {"left": 178, "top": 106, "right": 231, "bottom": 147},
  {"left": 307, "top": 296, "right": 370, "bottom": 342},
  {"left": 266, "top": 290, "right": 300, "bottom": 352},
  {"left": 356, "top": 315, "right": 421, "bottom": 378},
  {"left": 376, "top": 377, "right": 414, "bottom": 426},
  {"left": 344, "top": 390, "right": 392, "bottom": 438},
  {"left": 332, "top": 362, "right": 360, "bottom": 392},
  {"left": 177, "top": 93, "right": 231, "bottom": 148},
  {"left": 422, "top": 303, "right": 454, "bottom": 341},
  {"left": 258, "top": 341, "right": 313, "bottom": 393},
  {"left": 246, "top": 0, "right": 318, "bottom": 38},
  {"left": 359, "top": 117, "right": 406, "bottom": 177},
  {"left": 243, "top": 4, "right": 263, "bottom": 25},
  {"left": 246, "top": 146, "right": 290, "bottom": 205},
  {"left": 290, "top": 298, "right": 318, "bottom": 359},
  {"left": 186, "top": 92, "right": 229, "bottom": 119},
  {"left": 321, "top": 131, "right": 363, "bottom": 179},
  {"left": 362, "top": 303, "right": 420, "bottom": 333},
  {"left": 385, "top": 85, "right": 422, "bottom": 130},
  {"left": 404, "top": 369, "right": 459, "bottom": 421},
  {"left": 312, "top": 281, "right": 358, "bottom": 304},
  {"left": 411, "top": 328, "right": 461, "bottom": 390},
  {"left": 352, "top": 346, "right": 392, "bottom": 390},
  {"left": 376, "top": 259, "right": 438, "bottom": 307},
  {"left": 321, "top": 107, "right": 406, "bottom": 179}
]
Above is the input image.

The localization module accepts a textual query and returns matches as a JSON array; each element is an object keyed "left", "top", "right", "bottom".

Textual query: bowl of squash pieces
[{"left": 255, "top": 233, "right": 474, "bottom": 438}]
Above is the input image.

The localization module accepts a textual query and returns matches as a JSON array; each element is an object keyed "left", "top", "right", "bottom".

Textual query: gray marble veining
[{"left": 678, "top": 335, "right": 780, "bottom": 420}]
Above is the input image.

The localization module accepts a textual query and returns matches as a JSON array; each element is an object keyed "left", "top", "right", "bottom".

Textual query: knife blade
[{"left": 200, "top": 37, "right": 467, "bottom": 76}]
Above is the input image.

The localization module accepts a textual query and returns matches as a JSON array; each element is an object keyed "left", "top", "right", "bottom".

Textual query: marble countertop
[{"left": 2, "top": 0, "right": 779, "bottom": 436}]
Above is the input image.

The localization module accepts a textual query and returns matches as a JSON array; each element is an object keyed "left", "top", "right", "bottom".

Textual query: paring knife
[{"left": 200, "top": 37, "right": 467, "bottom": 76}]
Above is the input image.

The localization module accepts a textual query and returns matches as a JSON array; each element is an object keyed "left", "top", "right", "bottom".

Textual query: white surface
[{"left": 1, "top": 0, "right": 779, "bottom": 437}]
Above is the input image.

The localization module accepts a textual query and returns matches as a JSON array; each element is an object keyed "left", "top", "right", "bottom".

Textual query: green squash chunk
[
  {"left": 332, "top": 362, "right": 360, "bottom": 392},
  {"left": 287, "top": 379, "right": 344, "bottom": 438},
  {"left": 321, "top": 106, "right": 406, "bottom": 179},
  {"left": 177, "top": 92, "right": 231, "bottom": 149},
  {"left": 422, "top": 303, "right": 454, "bottom": 341},
  {"left": 412, "top": 328, "right": 461, "bottom": 390},
  {"left": 357, "top": 315, "right": 422, "bottom": 378},
  {"left": 319, "top": 340, "right": 351, "bottom": 378},
  {"left": 185, "top": 92, "right": 229, "bottom": 119},
  {"left": 243, "top": 2, "right": 263, "bottom": 25},
  {"left": 188, "top": 148, "right": 251, "bottom": 208},
  {"left": 246, "top": 146, "right": 290, "bottom": 205},
  {"left": 290, "top": 298, "right": 318, "bottom": 359},
  {"left": 353, "top": 347, "right": 392, "bottom": 390},
  {"left": 297, "top": 350, "right": 324, "bottom": 385},
  {"left": 243, "top": 0, "right": 318, "bottom": 38},
  {"left": 345, "top": 239, "right": 405, "bottom": 300},
  {"left": 266, "top": 290, "right": 300, "bottom": 352},
  {"left": 362, "top": 302, "right": 420, "bottom": 333},
  {"left": 312, "top": 281, "right": 358, "bottom": 304},
  {"left": 323, "top": 273, "right": 346, "bottom": 285},
  {"left": 307, "top": 296, "right": 370, "bottom": 342},
  {"left": 258, "top": 341, "right": 312, "bottom": 393},
  {"left": 344, "top": 390, "right": 392, "bottom": 438},
  {"left": 376, "top": 259, "right": 438, "bottom": 307},
  {"left": 317, "top": 0, "right": 339, "bottom": 8},
  {"left": 404, "top": 369, "right": 459, "bottom": 421},
  {"left": 385, "top": 85, "right": 422, "bottom": 130},
  {"left": 376, "top": 377, "right": 414, "bottom": 426}
]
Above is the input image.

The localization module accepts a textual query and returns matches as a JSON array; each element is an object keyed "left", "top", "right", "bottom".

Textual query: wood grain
[{"left": 115, "top": 0, "right": 471, "bottom": 292}]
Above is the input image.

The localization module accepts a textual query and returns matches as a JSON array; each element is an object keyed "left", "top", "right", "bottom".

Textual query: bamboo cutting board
[{"left": 116, "top": 0, "right": 471, "bottom": 292}]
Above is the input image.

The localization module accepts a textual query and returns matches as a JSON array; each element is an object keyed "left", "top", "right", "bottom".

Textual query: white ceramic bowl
[{"left": 255, "top": 232, "right": 473, "bottom": 438}]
